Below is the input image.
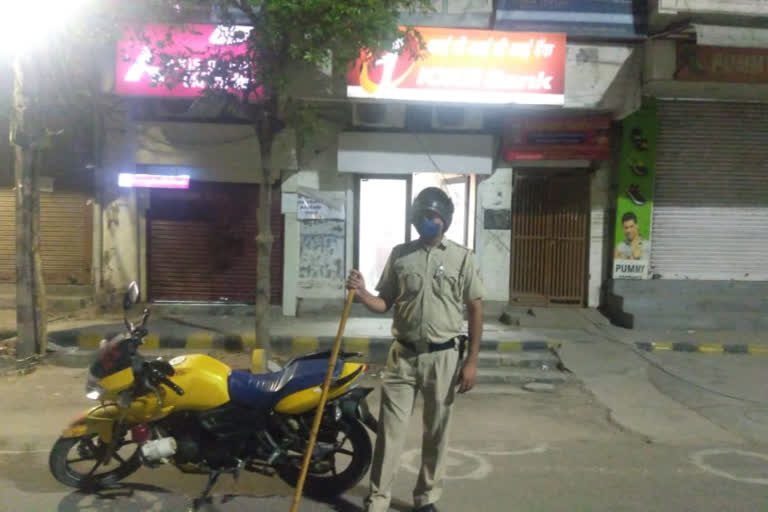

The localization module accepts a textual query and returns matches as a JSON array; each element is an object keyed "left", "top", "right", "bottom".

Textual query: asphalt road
[{"left": 2, "top": 364, "right": 768, "bottom": 511}]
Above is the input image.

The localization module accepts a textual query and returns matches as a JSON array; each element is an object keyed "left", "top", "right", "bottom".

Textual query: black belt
[{"left": 397, "top": 335, "right": 468, "bottom": 359}]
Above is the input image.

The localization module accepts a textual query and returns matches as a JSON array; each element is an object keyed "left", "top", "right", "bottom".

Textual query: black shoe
[
  {"left": 413, "top": 505, "right": 438, "bottom": 512},
  {"left": 631, "top": 128, "right": 648, "bottom": 151},
  {"left": 629, "top": 159, "right": 648, "bottom": 177},
  {"left": 627, "top": 184, "right": 646, "bottom": 206}
]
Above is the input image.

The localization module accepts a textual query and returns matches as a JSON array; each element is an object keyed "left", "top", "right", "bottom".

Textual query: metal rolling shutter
[
  {"left": 651, "top": 101, "right": 768, "bottom": 280},
  {"left": 0, "top": 187, "right": 92, "bottom": 285},
  {"left": 148, "top": 183, "right": 283, "bottom": 303},
  {"left": 0, "top": 190, "right": 14, "bottom": 282}
]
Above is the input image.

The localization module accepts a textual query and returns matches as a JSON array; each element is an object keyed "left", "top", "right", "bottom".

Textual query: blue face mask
[{"left": 419, "top": 217, "right": 442, "bottom": 240}]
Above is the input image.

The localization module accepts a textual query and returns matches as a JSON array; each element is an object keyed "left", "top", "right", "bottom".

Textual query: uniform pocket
[{"left": 433, "top": 271, "right": 462, "bottom": 302}]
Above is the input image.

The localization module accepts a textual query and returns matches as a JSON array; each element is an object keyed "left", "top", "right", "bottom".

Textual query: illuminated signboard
[
  {"left": 115, "top": 24, "right": 252, "bottom": 97},
  {"left": 347, "top": 28, "right": 566, "bottom": 105},
  {"left": 118, "top": 173, "right": 191, "bottom": 189}
]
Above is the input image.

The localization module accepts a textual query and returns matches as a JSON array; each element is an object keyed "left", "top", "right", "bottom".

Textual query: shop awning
[{"left": 337, "top": 132, "right": 496, "bottom": 175}]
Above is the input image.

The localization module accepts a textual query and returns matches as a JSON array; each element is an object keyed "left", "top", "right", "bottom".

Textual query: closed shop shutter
[
  {"left": 148, "top": 182, "right": 283, "bottom": 304},
  {"left": 651, "top": 101, "right": 768, "bottom": 280},
  {"left": 0, "top": 186, "right": 92, "bottom": 285}
]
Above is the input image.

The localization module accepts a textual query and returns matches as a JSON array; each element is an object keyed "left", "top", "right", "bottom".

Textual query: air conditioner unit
[
  {"left": 352, "top": 103, "right": 406, "bottom": 128},
  {"left": 431, "top": 106, "right": 484, "bottom": 131}
]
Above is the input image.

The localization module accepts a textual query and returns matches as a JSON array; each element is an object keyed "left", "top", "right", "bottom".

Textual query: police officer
[{"left": 347, "top": 187, "right": 484, "bottom": 512}]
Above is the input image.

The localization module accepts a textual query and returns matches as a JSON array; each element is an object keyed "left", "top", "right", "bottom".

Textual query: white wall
[
  {"left": 474, "top": 168, "right": 513, "bottom": 302},
  {"left": 565, "top": 43, "right": 642, "bottom": 119}
]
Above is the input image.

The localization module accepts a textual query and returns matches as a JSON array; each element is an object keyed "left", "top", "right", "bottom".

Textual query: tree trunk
[
  {"left": 254, "top": 120, "right": 275, "bottom": 372},
  {"left": 12, "top": 54, "right": 47, "bottom": 363}
]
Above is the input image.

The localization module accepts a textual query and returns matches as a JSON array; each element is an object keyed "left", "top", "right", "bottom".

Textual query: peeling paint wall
[
  {"left": 282, "top": 118, "right": 352, "bottom": 313},
  {"left": 475, "top": 168, "right": 513, "bottom": 302},
  {"left": 99, "top": 106, "right": 139, "bottom": 309}
]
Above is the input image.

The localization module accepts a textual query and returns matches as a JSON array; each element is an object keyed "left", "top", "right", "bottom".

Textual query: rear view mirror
[{"left": 124, "top": 281, "right": 140, "bottom": 310}]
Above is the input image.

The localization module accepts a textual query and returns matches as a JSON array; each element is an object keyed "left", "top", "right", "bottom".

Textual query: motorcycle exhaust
[{"left": 140, "top": 437, "right": 177, "bottom": 462}]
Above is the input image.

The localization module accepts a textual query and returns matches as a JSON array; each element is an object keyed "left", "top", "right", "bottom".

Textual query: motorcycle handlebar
[{"left": 161, "top": 376, "right": 185, "bottom": 396}]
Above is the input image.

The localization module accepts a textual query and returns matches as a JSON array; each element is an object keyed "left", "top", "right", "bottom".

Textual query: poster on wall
[
  {"left": 297, "top": 188, "right": 346, "bottom": 220},
  {"left": 298, "top": 220, "right": 346, "bottom": 297},
  {"left": 613, "top": 103, "right": 656, "bottom": 280}
]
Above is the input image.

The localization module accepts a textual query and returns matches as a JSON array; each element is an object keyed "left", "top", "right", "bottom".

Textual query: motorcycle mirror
[{"left": 123, "top": 281, "right": 140, "bottom": 311}]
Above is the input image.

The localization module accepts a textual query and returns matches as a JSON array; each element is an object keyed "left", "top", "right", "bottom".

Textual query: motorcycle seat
[{"left": 227, "top": 356, "right": 344, "bottom": 411}]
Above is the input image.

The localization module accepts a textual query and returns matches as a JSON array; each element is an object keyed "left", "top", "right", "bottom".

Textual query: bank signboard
[{"left": 347, "top": 28, "right": 566, "bottom": 105}]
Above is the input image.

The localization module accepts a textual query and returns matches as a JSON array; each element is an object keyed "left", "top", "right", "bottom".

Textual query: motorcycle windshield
[{"left": 88, "top": 334, "right": 135, "bottom": 380}]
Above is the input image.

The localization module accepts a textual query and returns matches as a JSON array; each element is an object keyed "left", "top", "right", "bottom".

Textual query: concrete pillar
[
  {"left": 475, "top": 168, "right": 513, "bottom": 302},
  {"left": 588, "top": 164, "right": 611, "bottom": 308},
  {"left": 98, "top": 107, "right": 139, "bottom": 308}
]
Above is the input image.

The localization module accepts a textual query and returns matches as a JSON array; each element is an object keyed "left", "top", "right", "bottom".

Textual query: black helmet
[{"left": 411, "top": 187, "right": 454, "bottom": 232}]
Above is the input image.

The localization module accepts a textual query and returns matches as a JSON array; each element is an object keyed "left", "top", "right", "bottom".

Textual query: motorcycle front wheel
[
  {"left": 49, "top": 433, "right": 142, "bottom": 489},
  {"left": 278, "top": 419, "right": 372, "bottom": 498}
]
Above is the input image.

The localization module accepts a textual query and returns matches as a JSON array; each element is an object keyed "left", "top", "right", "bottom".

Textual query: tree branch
[{"left": 225, "top": 0, "right": 262, "bottom": 26}]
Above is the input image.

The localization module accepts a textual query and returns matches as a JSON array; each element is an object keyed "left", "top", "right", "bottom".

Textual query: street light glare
[{"left": 0, "top": 0, "right": 90, "bottom": 56}]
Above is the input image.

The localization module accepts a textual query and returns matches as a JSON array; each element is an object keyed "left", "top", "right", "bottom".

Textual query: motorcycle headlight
[
  {"left": 85, "top": 375, "right": 104, "bottom": 400},
  {"left": 86, "top": 389, "right": 103, "bottom": 400}
]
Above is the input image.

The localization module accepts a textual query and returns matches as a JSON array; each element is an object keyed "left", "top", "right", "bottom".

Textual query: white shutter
[{"left": 651, "top": 101, "right": 768, "bottom": 280}]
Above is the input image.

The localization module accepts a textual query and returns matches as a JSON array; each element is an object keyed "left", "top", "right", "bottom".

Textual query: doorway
[
  {"left": 355, "top": 176, "right": 411, "bottom": 292},
  {"left": 509, "top": 171, "right": 590, "bottom": 306},
  {"left": 355, "top": 173, "right": 473, "bottom": 290}
]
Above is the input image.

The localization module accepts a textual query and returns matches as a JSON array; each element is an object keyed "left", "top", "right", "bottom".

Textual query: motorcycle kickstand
[{"left": 191, "top": 461, "right": 244, "bottom": 510}]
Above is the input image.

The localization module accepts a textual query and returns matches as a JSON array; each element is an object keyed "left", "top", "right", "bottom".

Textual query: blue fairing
[{"left": 228, "top": 355, "right": 344, "bottom": 411}]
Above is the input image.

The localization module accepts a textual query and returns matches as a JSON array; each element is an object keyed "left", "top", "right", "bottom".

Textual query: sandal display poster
[{"left": 613, "top": 103, "right": 656, "bottom": 280}]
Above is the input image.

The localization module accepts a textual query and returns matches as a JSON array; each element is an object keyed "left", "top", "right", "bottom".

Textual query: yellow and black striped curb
[
  {"left": 54, "top": 332, "right": 563, "bottom": 359},
  {"left": 635, "top": 342, "right": 768, "bottom": 355}
]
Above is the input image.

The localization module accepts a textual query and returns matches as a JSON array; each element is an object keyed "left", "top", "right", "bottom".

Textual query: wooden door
[{"left": 510, "top": 172, "right": 590, "bottom": 306}]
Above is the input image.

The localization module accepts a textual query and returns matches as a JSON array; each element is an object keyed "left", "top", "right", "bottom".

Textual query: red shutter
[{"left": 148, "top": 182, "right": 283, "bottom": 304}]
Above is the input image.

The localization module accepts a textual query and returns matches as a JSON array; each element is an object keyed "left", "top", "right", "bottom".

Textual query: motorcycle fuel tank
[{"left": 162, "top": 354, "right": 231, "bottom": 410}]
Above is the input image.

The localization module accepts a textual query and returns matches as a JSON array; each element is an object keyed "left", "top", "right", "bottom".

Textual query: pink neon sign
[
  {"left": 118, "top": 173, "right": 191, "bottom": 189},
  {"left": 115, "top": 24, "right": 252, "bottom": 98}
]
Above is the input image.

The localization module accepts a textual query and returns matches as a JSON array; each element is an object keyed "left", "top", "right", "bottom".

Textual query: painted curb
[
  {"left": 45, "top": 332, "right": 564, "bottom": 367},
  {"left": 47, "top": 330, "right": 563, "bottom": 353},
  {"left": 635, "top": 341, "right": 768, "bottom": 355}
]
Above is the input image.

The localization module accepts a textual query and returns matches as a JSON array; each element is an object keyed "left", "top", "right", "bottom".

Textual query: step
[
  {"left": 477, "top": 351, "right": 560, "bottom": 370},
  {"left": 475, "top": 368, "right": 570, "bottom": 386}
]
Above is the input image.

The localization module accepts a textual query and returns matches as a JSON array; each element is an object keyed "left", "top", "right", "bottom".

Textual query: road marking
[
  {"left": 0, "top": 449, "right": 48, "bottom": 455},
  {"left": 401, "top": 448, "right": 491, "bottom": 480},
  {"left": 400, "top": 443, "right": 549, "bottom": 481},
  {"left": 475, "top": 443, "right": 549, "bottom": 456},
  {"left": 691, "top": 449, "right": 768, "bottom": 485}
]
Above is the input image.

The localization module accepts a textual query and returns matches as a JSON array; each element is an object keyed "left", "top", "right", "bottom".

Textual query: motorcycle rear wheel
[
  {"left": 49, "top": 434, "right": 142, "bottom": 489},
  {"left": 278, "top": 419, "right": 372, "bottom": 498}
]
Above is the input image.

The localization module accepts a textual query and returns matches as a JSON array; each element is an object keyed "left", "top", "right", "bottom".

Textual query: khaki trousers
[{"left": 365, "top": 341, "right": 460, "bottom": 512}]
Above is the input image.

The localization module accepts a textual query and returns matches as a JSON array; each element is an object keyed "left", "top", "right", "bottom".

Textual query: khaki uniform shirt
[{"left": 375, "top": 238, "right": 485, "bottom": 346}]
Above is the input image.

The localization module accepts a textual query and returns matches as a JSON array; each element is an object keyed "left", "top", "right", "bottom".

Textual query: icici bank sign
[
  {"left": 347, "top": 28, "right": 566, "bottom": 105},
  {"left": 115, "top": 24, "right": 251, "bottom": 97}
]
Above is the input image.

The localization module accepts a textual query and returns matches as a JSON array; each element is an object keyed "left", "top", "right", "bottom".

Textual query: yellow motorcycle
[{"left": 48, "top": 282, "right": 377, "bottom": 503}]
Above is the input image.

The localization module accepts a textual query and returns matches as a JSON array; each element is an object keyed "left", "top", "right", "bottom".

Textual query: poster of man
[
  {"left": 613, "top": 103, "right": 656, "bottom": 280},
  {"left": 615, "top": 212, "right": 649, "bottom": 261}
]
